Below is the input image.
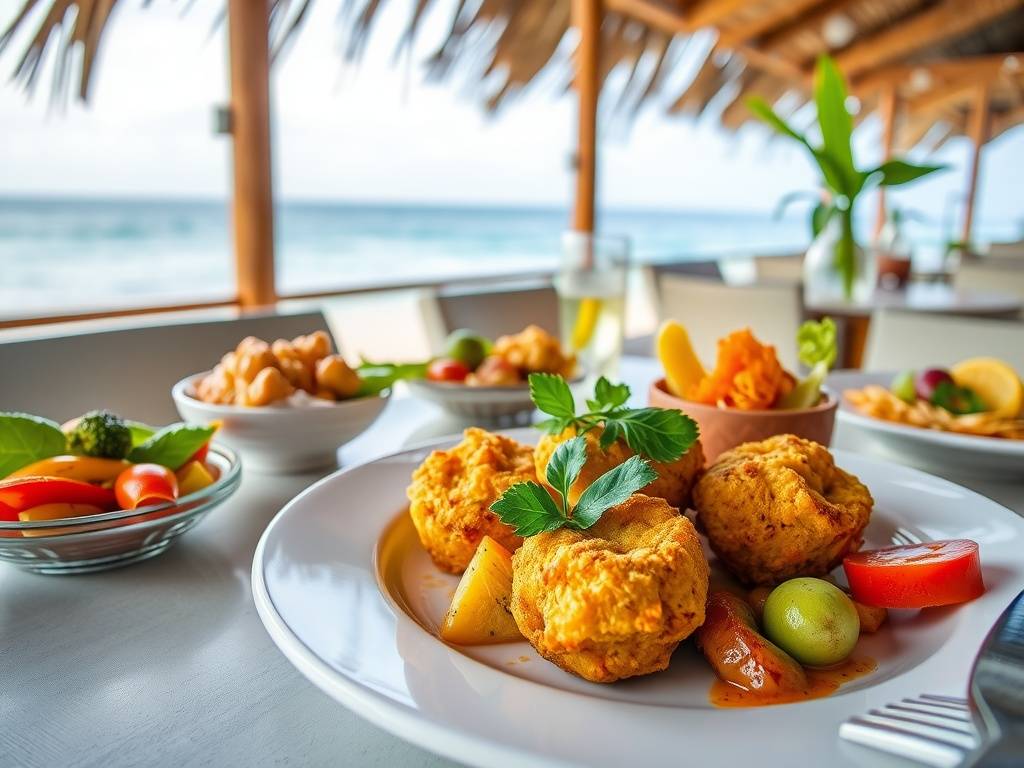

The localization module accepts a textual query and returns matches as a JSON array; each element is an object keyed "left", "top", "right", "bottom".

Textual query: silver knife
[{"left": 968, "top": 589, "right": 1024, "bottom": 767}]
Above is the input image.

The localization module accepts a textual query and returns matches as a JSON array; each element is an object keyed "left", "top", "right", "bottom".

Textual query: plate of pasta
[{"left": 831, "top": 369, "right": 1024, "bottom": 478}]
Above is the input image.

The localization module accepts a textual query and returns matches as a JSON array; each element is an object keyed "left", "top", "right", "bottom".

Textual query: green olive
[{"left": 762, "top": 577, "right": 860, "bottom": 667}]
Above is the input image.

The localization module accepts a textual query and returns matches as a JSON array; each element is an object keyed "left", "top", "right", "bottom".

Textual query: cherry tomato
[
  {"left": 0, "top": 476, "right": 117, "bottom": 521},
  {"left": 427, "top": 358, "right": 471, "bottom": 382},
  {"left": 843, "top": 539, "right": 984, "bottom": 609},
  {"left": 114, "top": 464, "right": 179, "bottom": 510}
]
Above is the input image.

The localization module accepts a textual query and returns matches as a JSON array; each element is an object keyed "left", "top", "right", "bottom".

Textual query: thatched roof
[{"left": 3, "top": 0, "right": 1024, "bottom": 148}]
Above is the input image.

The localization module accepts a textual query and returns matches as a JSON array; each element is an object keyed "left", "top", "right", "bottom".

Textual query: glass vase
[{"left": 803, "top": 211, "right": 876, "bottom": 305}]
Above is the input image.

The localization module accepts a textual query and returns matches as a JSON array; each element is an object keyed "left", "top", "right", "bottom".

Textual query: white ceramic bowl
[
  {"left": 172, "top": 372, "right": 390, "bottom": 473},
  {"left": 405, "top": 371, "right": 585, "bottom": 421}
]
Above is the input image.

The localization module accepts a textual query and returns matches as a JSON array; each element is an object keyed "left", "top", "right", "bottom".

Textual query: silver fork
[
  {"left": 839, "top": 590, "right": 1024, "bottom": 767},
  {"left": 839, "top": 695, "right": 979, "bottom": 767}
]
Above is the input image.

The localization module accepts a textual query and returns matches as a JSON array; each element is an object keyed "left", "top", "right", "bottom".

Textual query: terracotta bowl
[{"left": 648, "top": 378, "right": 838, "bottom": 463}]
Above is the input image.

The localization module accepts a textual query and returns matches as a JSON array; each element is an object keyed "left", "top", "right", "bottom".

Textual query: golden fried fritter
[
  {"left": 511, "top": 494, "right": 709, "bottom": 683},
  {"left": 693, "top": 434, "right": 873, "bottom": 586},
  {"left": 534, "top": 426, "right": 704, "bottom": 509},
  {"left": 407, "top": 428, "right": 535, "bottom": 574}
]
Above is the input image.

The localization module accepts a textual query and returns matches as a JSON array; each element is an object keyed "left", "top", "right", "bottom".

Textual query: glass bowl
[{"left": 0, "top": 444, "right": 241, "bottom": 574}]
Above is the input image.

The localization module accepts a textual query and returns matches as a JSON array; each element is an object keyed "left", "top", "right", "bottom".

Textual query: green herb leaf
[
  {"left": 126, "top": 420, "right": 156, "bottom": 447},
  {"left": 490, "top": 481, "right": 566, "bottom": 536},
  {"left": 931, "top": 381, "right": 988, "bottom": 415},
  {"left": 128, "top": 424, "right": 216, "bottom": 470},
  {"left": 571, "top": 456, "right": 657, "bottom": 530},
  {"left": 586, "top": 377, "right": 630, "bottom": 412},
  {"left": 529, "top": 373, "right": 576, "bottom": 420},
  {"left": 603, "top": 408, "right": 699, "bottom": 464},
  {"left": 533, "top": 416, "right": 575, "bottom": 435},
  {"left": 356, "top": 360, "right": 429, "bottom": 396},
  {"left": 746, "top": 96, "right": 810, "bottom": 147},
  {"left": 0, "top": 412, "right": 66, "bottom": 477},
  {"left": 796, "top": 317, "right": 837, "bottom": 370},
  {"left": 544, "top": 437, "right": 587, "bottom": 516}
]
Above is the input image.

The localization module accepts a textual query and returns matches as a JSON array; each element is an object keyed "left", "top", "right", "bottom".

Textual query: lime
[
  {"left": 762, "top": 578, "right": 860, "bottom": 667},
  {"left": 445, "top": 329, "right": 489, "bottom": 369}
]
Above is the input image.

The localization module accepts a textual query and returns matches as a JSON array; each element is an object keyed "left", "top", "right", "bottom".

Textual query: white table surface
[{"left": 2, "top": 357, "right": 1022, "bottom": 768}]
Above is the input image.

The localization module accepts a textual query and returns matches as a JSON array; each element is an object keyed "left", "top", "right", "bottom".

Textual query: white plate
[
  {"left": 831, "top": 370, "right": 1024, "bottom": 479},
  {"left": 253, "top": 429, "right": 1024, "bottom": 767}
]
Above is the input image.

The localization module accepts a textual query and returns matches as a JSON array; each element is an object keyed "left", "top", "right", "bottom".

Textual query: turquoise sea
[{"left": 0, "top": 197, "right": 1014, "bottom": 319}]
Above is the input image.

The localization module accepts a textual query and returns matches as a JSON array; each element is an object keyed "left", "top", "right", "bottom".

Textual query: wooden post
[
  {"left": 874, "top": 84, "right": 898, "bottom": 239},
  {"left": 228, "top": 0, "right": 277, "bottom": 308},
  {"left": 961, "top": 83, "right": 991, "bottom": 246},
  {"left": 571, "top": 0, "right": 601, "bottom": 233}
]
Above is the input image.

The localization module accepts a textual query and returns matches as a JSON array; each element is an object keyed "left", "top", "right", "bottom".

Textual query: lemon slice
[
  {"left": 571, "top": 298, "right": 602, "bottom": 351},
  {"left": 951, "top": 357, "right": 1023, "bottom": 418},
  {"left": 656, "top": 320, "right": 706, "bottom": 397}
]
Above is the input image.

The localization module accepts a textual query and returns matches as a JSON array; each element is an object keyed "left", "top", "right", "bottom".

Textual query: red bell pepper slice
[
  {"left": 843, "top": 539, "right": 984, "bottom": 609},
  {"left": 0, "top": 476, "right": 117, "bottom": 521}
]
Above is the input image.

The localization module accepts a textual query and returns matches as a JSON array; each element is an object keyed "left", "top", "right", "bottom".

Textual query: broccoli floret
[{"left": 66, "top": 410, "right": 132, "bottom": 459}]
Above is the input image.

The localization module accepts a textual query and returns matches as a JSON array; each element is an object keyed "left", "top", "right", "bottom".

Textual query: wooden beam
[
  {"left": 228, "top": 0, "right": 277, "bottom": 308},
  {"left": 854, "top": 53, "right": 1022, "bottom": 96},
  {"left": 0, "top": 299, "right": 238, "bottom": 331},
  {"left": 904, "top": 80, "right": 980, "bottom": 117},
  {"left": 718, "top": 0, "right": 831, "bottom": 49},
  {"left": 961, "top": 84, "right": 991, "bottom": 245},
  {"left": 572, "top": 0, "right": 602, "bottom": 233},
  {"left": 686, "top": 0, "right": 751, "bottom": 29},
  {"left": 834, "top": 0, "right": 1024, "bottom": 79},
  {"left": 874, "top": 83, "right": 898, "bottom": 238},
  {"left": 604, "top": 0, "right": 686, "bottom": 35},
  {"left": 736, "top": 43, "right": 807, "bottom": 83}
]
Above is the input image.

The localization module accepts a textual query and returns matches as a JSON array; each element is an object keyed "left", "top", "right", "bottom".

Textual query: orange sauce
[{"left": 709, "top": 656, "right": 877, "bottom": 708}]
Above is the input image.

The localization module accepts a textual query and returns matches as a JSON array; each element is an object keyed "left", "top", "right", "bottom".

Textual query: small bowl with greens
[
  {"left": 0, "top": 410, "right": 240, "bottom": 574},
  {"left": 651, "top": 318, "right": 840, "bottom": 461}
]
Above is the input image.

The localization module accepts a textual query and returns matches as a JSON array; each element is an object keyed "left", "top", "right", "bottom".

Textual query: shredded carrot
[{"left": 686, "top": 329, "right": 788, "bottom": 410}]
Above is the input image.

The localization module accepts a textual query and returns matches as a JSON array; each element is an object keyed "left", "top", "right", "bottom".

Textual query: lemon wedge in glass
[
  {"left": 571, "top": 297, "right": 602, "bottom": 351},
  {"left": 951, "top": 357, "right": 1023, "bottom": 418},
  {"left": 656, "top": 320, "right": 706, "bottom": 398}
]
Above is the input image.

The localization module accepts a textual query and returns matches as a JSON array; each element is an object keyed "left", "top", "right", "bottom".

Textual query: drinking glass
[{"left": 556, "top": 232, "right": 629, "bottom": 381}]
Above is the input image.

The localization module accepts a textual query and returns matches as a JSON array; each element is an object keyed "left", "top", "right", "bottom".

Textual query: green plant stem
[{"left": 836, "top": 206, "right": 856, "bottom": 300}]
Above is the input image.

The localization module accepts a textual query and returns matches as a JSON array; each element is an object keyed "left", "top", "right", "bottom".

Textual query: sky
[{"left": 0, "top": 0, "right": 1022, "bottom": 231}]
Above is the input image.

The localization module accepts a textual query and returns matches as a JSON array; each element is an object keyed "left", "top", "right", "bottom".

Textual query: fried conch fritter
[
  {"left": 407, "top": 428, "right": 535, "bottom": 574},
  {"left": 693, "top": 434, "right": 873, "bottom": 586},
  {"left": 511, "top": 494, "right": 709, "bottom": 683},
  {"left": 534, "top": 426, "right": 705, "bottom": 509}
]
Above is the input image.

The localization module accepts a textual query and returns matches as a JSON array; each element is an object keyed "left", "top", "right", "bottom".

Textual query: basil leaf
[
  {"left": 571, "top": 456, "right": 657, "bottom": 530},
  {"left": 931, "top": 381, "right": 988, "bottom": 415},
  {"left": 491, "top": 481, "right": 566, "bottom": 537},
  {"left": 605, "top": 408, "right": 699, "bottom": 463},
  {"left": 126, "top": 420, "right": 156, "bottom": 447},
  {"left": 544, "top": 437, "right": 587, "bottom": 516},
  {"left": 356, "top": 360, "right": 429, "bottom": 396},
  {"left": 529, "top": 373, "right": 576, "bottom": 420},
  {"left": 0, "top": 412, "right": 66, "bottom": 478},
  {"left": 128, "top": 423, "right": 216, "bottom": 469}
]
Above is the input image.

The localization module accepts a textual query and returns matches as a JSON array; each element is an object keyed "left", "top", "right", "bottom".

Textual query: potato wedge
[{"left": 441, "top": 536, "right": 522, "bottom": 645}]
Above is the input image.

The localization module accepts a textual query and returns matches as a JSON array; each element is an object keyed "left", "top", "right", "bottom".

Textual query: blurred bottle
[{"left": 875, "top": 208, "right": 912, "bottom": 290}]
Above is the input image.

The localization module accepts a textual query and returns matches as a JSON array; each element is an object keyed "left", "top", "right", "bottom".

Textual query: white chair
[
  {"left": 0, "top": 310, "right": 331, "bottom": 424},
  {"left": 418, "top": 280, "right": 559, "bottom": 354},
  {"left": 985, "top": 241, "right": 1024, "bottom": 260},
  {"left": 754, "top": 253, "right": 804, "bottom": 283},
  {"left": 863, "top": 309, "right": 1024, "bottom": 371},
  {"left": 954, "top": 263, "right": 1024, "bottom": 316},
  {"left": 657, "top": 274, "right": 804, "bottom": 370}
]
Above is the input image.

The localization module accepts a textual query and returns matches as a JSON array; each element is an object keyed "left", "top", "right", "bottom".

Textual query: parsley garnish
[
  {"left": 931, "top": 380, "right": 987, "bottom": 415},
  {"left": 491, "top": 436, "right": 657, "bottom": 536},
  {"left": 529, "top": 373, "right": 699, "bottom": 463}
]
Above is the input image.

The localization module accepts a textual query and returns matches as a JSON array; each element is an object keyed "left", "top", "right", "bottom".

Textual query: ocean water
[{"left": 0, "top": 197, "right": 1005, "bottom": 319}]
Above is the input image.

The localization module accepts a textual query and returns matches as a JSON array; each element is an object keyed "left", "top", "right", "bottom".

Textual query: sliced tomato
[
  {"left": 427, "top": 358, "right": 471, "bottom": 382},
  {"left": 0, "top": 476, "right": 117, "bottom": 521},
  {"left": 114, "top": 464, "right": 179, "bottom": 510},
  {"left": 843, "top": 539, "right": 984, "bottom": 609}
]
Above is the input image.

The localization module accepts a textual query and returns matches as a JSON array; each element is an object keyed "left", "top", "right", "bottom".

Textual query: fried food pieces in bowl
[
  {"left": 693, "top": 434, "right": 873, "bottom": 586},
  {"left": 511, "top": 494, "right": 709, "bottom": 683},
  {"left": 534, "top": 426, "right": 704, "bottom": 508},
  {"left": 407, "top": 428, "right": 536, "bottom": 574}
]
